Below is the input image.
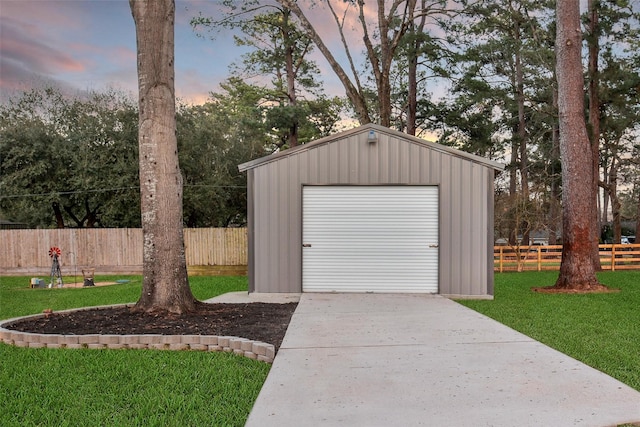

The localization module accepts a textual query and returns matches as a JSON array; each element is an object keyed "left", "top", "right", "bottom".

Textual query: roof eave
[{"left": 238, "top": 123, "right": 505, "bottom": 172}]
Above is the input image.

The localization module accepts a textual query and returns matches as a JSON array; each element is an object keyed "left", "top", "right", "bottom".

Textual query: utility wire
[{"left": 0, "top": 184, "right": 247, "bottom": 200}]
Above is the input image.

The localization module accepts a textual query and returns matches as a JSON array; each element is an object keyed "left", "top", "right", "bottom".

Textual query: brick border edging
[{"left": 0, "top": 305, "right": 276, "bottom": 363}]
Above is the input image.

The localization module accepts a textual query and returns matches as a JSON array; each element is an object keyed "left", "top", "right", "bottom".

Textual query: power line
[
  {"left": 0, "top": 184, "right": 247, "bottom": 200},
  {"left": 0, "top": 187, "right": 138, "bottom": 199}
]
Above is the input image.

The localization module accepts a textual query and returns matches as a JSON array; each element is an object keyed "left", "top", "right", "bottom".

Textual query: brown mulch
[
  {"left": 531, "top": 284, "right": 618, "bottom": 294},
  {"left": 6, "top": 302, "right": 298, "bottom": 351}
]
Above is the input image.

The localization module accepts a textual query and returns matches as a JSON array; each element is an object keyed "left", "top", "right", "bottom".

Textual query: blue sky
[{"left": 0, "top": 0, "right": 269, "bottom": 104}]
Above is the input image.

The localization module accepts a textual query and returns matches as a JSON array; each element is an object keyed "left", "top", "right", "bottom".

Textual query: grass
[
  {"left": 0, "top": 275, "right": 266, "bottom": 427},
  {"left": 2, "top": 272, "right": 640, "bottom": 424},
  {"left": 0, "top": 346, "right": 269, "bottom": 426},
  {"left": 457, "top": 270, "right": 640, "bottom": 392},
  {"left": 0, "top": 275, "right": 247, "bottom": 319}
]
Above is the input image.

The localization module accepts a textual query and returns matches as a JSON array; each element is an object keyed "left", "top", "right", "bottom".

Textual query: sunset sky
[{"left": 0, "top": 0, "right": 352, "bottom": 105}]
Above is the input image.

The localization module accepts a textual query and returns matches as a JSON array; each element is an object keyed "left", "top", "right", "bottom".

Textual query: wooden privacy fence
[
  {"left": 495, "top": 244, "right": 640, "bottom": 272},
  {"left": 0, "top": 228, "right": 247, "bottom": 276},
  {"left": 4, "top": 228, "right": 640, "bottom": 275}
]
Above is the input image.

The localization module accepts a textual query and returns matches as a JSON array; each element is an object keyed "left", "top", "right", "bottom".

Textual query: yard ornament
[{"left": 49, "top": 247, "right": 63, "bottom": 288}]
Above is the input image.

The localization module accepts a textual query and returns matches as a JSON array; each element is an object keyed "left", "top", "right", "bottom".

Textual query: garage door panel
[{"left": 302, "top": 186, "right": 438, "bottom": 293}]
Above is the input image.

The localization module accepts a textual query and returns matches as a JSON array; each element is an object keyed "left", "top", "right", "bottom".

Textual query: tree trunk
[
  {"left": 407, "top": 48, "right": 417, "bottom": 135},
  {"left": 553, "top": 0, "right": 603, "bottom": 290},
  {"left": 278, "top": 0, "right": 371, "bottom": 125},
  {"left": 514, "top": 22, "right": 529, "bottom": 202},
  {"left": 549, "top": 86, "right": 561, "bottom": 245},
  {"left": 130, "top": 0, "right": 197, "bottom": 313},
  {"left": 508, "top": 138, "right": 518, "bottom": 245},
  {"left": 607, "top": 159, "right": 622, "bottom": 243},
  {"left": 407, "top": 0, "right": 427, "bottom": 136},
  {"left": 636, "top": 183, "right": 640, "bottom": 241},
  {"left": 588, "top": 0, "right": 602, "bottom": 269},
  {"left": 52, "top": 202, "right": 65, "bottom": 228},
  {"left": 282, "top": 8, "right": 299, "bottom": 147}
]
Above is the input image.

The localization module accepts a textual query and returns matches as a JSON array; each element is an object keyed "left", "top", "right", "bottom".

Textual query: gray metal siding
[
  {"left": 247, "top": 126, "right": 498, "bottom": 296},
  {"left": 247, "top": 171, "right": 255, "bottom": 292}
]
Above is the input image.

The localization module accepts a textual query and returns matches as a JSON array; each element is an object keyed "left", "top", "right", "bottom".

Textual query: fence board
[{"left": 0, "top": 228, "right": 247, "bottom": 275}]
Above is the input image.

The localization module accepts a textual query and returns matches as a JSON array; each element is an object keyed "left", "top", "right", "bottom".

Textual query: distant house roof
[{"left": 239, "top": 123, "right": 505, "bottom": 172}]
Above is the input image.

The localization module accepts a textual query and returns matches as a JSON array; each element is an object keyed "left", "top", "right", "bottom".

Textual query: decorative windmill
[{"left": 49, "top": 246, "right": 63, "bottom": 288}]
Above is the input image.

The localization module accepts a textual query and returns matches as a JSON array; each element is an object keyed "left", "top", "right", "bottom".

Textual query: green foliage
[
  {"left": 177, "top": 90, "right": 266, "bottom": 227},
  {"left": 1, "top": 80, "right": 338, "bottom": 228},
  {"left": 0, "top": 88, "right": 140, "bottom": 228},
  {"left": 0, "top": 345, "right": 268, "bottom": 426},
  {"left": 436, "top": 0, "right": 555, "bottom": 157},
  {"left": 191, "top": 4, "right": 345, "bottom": 149},
  {"left": 458, "top": 271, "right": 640, "bottom": 391}
]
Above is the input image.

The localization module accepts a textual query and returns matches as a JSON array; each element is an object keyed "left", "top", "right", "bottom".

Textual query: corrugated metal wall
[{"left": 244, "top": 125, "right": 500, "bottom": 297}]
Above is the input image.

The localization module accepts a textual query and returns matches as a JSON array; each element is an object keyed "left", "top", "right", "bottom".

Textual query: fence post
[
  {"left": 499, "top": 247, "right": 504, "bottom": 273},
  {"left": 537, "top": 247, "right": 542, "bottom": 271},
  {"left": 611, "top": 245, "right": 616, "bottom": 272}
]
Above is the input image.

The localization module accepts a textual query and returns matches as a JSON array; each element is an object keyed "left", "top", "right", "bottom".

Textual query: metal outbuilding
[{"left": 238, "top": 124, "right": 505, "bottom": 298}]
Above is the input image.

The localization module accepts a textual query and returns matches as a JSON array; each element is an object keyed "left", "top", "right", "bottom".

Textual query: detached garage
[{"left": 238, "top": 124, "right": 504, "bottom": 298}]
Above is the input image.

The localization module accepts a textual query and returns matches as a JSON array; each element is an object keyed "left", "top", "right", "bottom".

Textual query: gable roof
[{"left": 238, "top": 123, "right": 505, "bottom": 172}]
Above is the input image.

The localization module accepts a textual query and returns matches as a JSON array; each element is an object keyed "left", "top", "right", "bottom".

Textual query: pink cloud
[
  {"left": 0, "top": 18, "right": 86, "bottom": 77},
  {"left": 67, "top": 42, "right": 136, "bottom": 69},
  {"left": 2, "top": 1, "right": 81, "bottom": 30},
  {"left": 0, "top": 2, "right": 91, "bottom": 86}
]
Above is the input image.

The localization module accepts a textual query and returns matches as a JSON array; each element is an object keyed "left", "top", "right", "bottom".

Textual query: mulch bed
[
  {"left": 531, "top": 284, "right": 618, "bottom": 294},
  {"left": 6, "top": 302, "right": 298, "bottom": 351}
]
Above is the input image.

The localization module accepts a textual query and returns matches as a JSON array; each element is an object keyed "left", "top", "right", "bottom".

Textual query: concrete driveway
[{"left": 246, "top": 293, "right": 640, "bottom": 427}]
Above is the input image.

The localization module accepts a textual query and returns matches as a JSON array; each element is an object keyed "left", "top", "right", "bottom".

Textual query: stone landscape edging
[{"left": 0, "top": 304, "right": 276, "bottom": 363}]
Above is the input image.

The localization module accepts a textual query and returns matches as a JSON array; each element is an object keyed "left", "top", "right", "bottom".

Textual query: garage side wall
[{"left": 248, "top": 130, "right": 495, "bottom": 296}]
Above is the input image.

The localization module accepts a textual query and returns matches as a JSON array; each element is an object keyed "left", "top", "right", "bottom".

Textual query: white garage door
[{"left": 302, "top": 186, "right": 439, "bottom": 293}]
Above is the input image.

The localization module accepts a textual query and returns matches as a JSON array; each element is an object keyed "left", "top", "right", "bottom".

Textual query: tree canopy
[{"left": 2, "top": 0, "right": 639, "bottom": 247}]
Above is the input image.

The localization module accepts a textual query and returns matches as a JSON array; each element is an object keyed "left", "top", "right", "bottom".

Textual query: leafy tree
[
  {"left": 177, "top": 79, "right": 268, "bottom": 227},
  {"left": 390, "top": 21, "right": 451, "bottom": 136},
  {"left": 193, "top": 3, "right": 340, "bottom": 149},
  {"left": 276, "top": 0, "right": 450, "bottom": 129},
  {"left": 233, "top": 8, "right": 318, "bottom": 147},
  {"left": 586, "top": 0, "right": 640, "bottom": 245},
  {"left": 0, "top": 87, "right": 140, "bottom": 228},
  {"left": 130, "top": 0, "right": 197, "bottom": 313},
  {"left": 439, "top": 0, "right": 556, "bottom": 244}
]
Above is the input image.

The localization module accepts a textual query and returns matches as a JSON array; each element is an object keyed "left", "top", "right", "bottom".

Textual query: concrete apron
[{"left": 246, "top": 293, "right": 640, "bottom": 427}]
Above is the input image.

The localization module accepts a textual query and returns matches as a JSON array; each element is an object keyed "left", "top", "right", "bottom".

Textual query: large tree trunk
[
  {"left": 553, "top": 0, "right": 603, "bottom": 290},
  {"left": 130, "top": 0, "right": 197, "bottom": 313}
]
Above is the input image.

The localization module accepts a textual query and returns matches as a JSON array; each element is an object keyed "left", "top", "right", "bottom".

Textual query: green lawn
[
  {"left": 0, "top": 275, "right": 266, "bottom": 427},
  {"left": 2, "top": 272, "right": 639, "bottom": 425},
  {"left": 0, "top": 275, "right": 247, "bottom": 319},
  {"left": 457, "top": 271, "right": 640, "bottom": 392}
]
